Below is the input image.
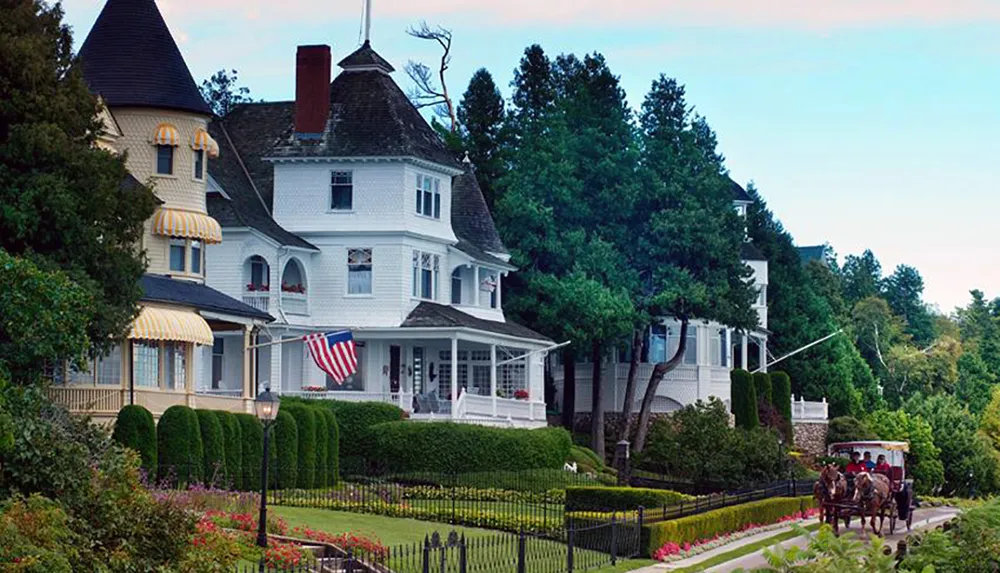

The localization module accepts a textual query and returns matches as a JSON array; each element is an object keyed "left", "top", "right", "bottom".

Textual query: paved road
[{"left": 703, "top": 506, "right": 959, "bottom": 572}]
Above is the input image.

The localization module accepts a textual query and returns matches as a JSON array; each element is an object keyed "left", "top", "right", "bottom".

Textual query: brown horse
[
  {"left": 854, "top": 471, "right": 892, "bottom": 536},
  {"left": 814, "top": 464, "right": 847, "bottom": 525}
]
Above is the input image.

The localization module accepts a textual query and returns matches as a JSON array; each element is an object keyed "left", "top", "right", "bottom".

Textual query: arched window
[
  {"left": 246, "top": 255, "right": 269, "bottom": 291},
  {"left": 451, "top": 268, "right": 463, "bottom": 304},
  {"left": 282, "top": 258, "right": 306, "bottom": 294}
]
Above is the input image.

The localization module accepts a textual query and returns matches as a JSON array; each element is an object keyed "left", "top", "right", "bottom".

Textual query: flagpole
[{"left": 246, "top": 330, "right": 351, "bottom": 350}]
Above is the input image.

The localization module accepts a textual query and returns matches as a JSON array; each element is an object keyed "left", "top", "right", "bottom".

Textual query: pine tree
[
  {"left": 456, "top": 68, "right": 506, "bottom": 210},
  {"left": 0, "top": 0, "right": 157, "bottom": 379}
]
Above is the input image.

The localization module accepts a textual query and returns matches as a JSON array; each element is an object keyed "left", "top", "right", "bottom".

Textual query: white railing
[
  {"left": 242, "top": 292, "right": 270, "bottom": 313},
  {"left": 792, "top": 395, "right": 828, "bottom": 422},
  {"left": 281, "top": 292, "right": 308, "bottom": 315}
]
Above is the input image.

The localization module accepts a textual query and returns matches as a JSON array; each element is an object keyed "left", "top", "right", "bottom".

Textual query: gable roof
[
  {"left": 268, "top": 44, "right": 462, "bottom": 170},
  {"left": 402, "top": 302, "right": 551, "bottom": 342},
  {"left": 141, "top": 274, "right": 272, "bottom": 321},
  {"left": 206, "top": 105, "right": 317, "bottom": 251},
  {"left": 452, "top": 166, "right": 508, "bottom": 257},
  {"left": 78, "top": 0, "right": 211, "bottom": 116},
  {"left": 741, "top": 242, "right": 767, "bottom": 261}
]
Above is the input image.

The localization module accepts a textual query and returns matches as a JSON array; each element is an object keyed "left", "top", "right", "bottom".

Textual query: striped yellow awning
[
  {"left": 191, "top": 128, "right": 220, "bottom": 158},
  {"left": 151, "top": 208, "right": 223, "bottom": 244},
  {"left": 153, "top": 123, "right": 181, "bottom": 146},
  {"left": 129, "top": 305, "right": 213, "bottom": 345}
]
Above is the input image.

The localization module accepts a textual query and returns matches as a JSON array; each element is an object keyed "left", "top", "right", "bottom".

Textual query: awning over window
[
  {"left": 153, "top": 123, "right": 181, "bottom": 146},
  {"left": 128, "top": 305, "right": 213, "bottom": 345},
  {"left": 191, "top": 128, "right": 220, "bottom": 158},
  {"left": 151, "top": 208, "right": 223, "bottom": 244}
]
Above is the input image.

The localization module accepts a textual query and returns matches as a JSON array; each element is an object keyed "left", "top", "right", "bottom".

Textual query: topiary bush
[
  {"left": 316, "top": 408, "right": 339, "bottom": 486},
  {"left": 363, "top": 423, "right": 571, "bottom": 474},
  {"left": 236, "top": 413, "right": 263, "bottom": 492},
  {"left": 289, "top": 398, "right": 402, "bottom": 468},
  {"left": 195, "top": 410, "right": 226, "bottom": 485},
  {"left": 312, "top": 407, "right": 329, "bottom": 488},
  {"left": 269, "top": 409, "right": 298, "bottom": 489},
  {"left": 730, "top": 369, "right": 759, "bottom": 430},
  {"left": 771, "top": 372, "right": 792, "bottom": 423},
  {"left": 111, "top": 405, "right": 157, "bottom": 473},
  {"left": 753, "top": 372, "right": 773, "bottom": 405},
  {"left": 565, "top": 486, "right": 693, "bottom": 512},
  {"left": 157, "top": 405, "right": 202, "bottom": 484},
  {"left": 282, "top": 404, "right": 317, "bottom": 489},
  {"left": 215, "top": 410, "right": 242, "bottom": 490}
]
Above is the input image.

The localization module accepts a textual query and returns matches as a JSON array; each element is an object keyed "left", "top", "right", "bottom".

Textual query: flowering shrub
[
  {"left": 245, "top": 283, "right": 269, "bottom": 292},
  {"left": 291, "top": 527, "right": 388, "bottom": 558},
  {"left": 264, "top": 540, "right": 307, "bottom": 568},
  {"left": 651, "top": 507, "right": 819, "bottom": 562},
  {"left": 148, "top": 482, "right": 260, "bottom": 514},
  {"left": 177, "top": 514, "right": 249, "bottom": 572},
  {"left": 281, "top": 282, "right": 306, "bottom": 294},
  {"left": 205, "top": 510, "right": 289, "bottom": 536}
]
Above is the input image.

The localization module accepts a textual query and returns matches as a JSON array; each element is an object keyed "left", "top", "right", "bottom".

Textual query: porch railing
[
  {"left": 45, "top": 386, "right": 123, "bottom": 414},
  {"left": 196, "top": 388, "right": 243, "bottom": 397},
  {"left": 241, "top": 291, "right": 270, "bottom": 313},
  {"left": 792, "top": 395, "right": 828, "bottom": 422}
]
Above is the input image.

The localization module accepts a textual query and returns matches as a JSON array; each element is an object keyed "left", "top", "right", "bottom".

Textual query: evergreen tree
[
  {"left": 841, "top": 250, "right": 883, "bottom": 308},
  {"left": 0, "top": 0, "right": 157, "bottom": 380},
  {"left": 456, "top": 68, "right": 506, "bottom": 210},
  {"left": 883, "top": 264, "right": 937, "bottom": 346}
]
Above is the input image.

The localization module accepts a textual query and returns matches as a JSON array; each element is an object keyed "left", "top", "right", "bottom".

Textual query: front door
[{"left": 389, "top": 345, "right": 401, "bottom": 393}]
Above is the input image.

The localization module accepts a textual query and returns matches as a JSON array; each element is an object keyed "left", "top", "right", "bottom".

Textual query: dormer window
[
  {"left": 416, "top": 174, "right": 441, "bottom": 219},
  {"left": 331, "top": 171, "right": 353, "bottom": 210}
]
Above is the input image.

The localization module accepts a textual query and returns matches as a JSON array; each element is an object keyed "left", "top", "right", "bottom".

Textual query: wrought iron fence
[{"left": 234, "top": 516, "right": 642, "bottom": 573}]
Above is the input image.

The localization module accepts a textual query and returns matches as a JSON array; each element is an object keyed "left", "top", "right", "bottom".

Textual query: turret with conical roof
[{"left": 78, "top": 0, "right": 210, "bottom": 115}]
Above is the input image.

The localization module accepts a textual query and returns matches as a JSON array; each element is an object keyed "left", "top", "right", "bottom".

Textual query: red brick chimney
[{"left": 294, "top": 45, "right": 331, "bottom": 140}]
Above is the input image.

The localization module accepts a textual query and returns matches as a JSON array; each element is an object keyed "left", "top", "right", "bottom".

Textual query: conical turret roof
[{"left": 78, "top": 0, "right": 211, "bottom": 115}]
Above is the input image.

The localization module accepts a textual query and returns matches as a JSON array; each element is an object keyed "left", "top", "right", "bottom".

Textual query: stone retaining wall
[{"left": 793, "top": 421, "right": 828, "bottom": 455}]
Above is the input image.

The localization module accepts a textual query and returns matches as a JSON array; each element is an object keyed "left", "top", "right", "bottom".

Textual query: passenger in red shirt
[
  {"left": 874, "top": 454, "right": 892, "bottom": 476},
  {"left": 845, "top": 451, "right": 866, "bottom": 474}
]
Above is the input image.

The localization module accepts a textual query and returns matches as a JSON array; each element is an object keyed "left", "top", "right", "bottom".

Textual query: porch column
[
  {"left": 473, "top": 267, "right": 480, "bottom": 307},
  {"left": 490, "top": 344, "right": 498, "bottom": 417},
  {"left": 740, "top": 333, "right": 748, "bottom": 370},
  {"left": 758, "top": 336, "right": 768, "bottom": 373},
  {"left": 450, "top": 336, "right": 459, "bottom": 419},
  {"left": 242, "top": 325, "right": 252, "bottom": 401}
]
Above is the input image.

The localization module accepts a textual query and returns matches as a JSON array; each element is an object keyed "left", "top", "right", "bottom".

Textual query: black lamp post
[{"left": 254, "top": 386, "right": 280, "bottom": 549}]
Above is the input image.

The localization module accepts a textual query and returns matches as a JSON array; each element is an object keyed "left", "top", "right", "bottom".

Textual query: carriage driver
[{"left": 845, "top": 451, "right": 867, "bottom": 474}]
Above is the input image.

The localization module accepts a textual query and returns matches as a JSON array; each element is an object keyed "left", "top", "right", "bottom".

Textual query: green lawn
[
  {"left": 406, "top": 498, "right": 564, "bottom": 519},
  {"left": 270, "top": 506, "right": 651, "bottom": 573}
]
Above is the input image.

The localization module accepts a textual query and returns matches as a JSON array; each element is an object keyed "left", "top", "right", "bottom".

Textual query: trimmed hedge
[
  {"left": 196, "top": 410, "right": 226, "bottom": 484},
  {"left": 771, "top": 372, "right": 792, "bottom": 439},
  {"left": 565, "top": 486, "right": 693, "bottom": 512},
  {"left": 363, "top": 422, "right": 572, "bottom": 474},
  {"left": 157, "top": 405, "right": 202, "bottom": 484},
  {"left": 730, "top": 369, "right": 759, "bottom": 430},
  {"left": 323, "top": 400, "right": 403, "bottom": 458},
  {"left": 753, "top": 372, "right": 773, "bottom": 405},
  {"left": 216, "top": 411, "right": 243, "bottom": 490},
  {"left": 313, "top": 407, "right": 329, "bottom": 488},
  {"left": 315, "top": 408, "right": 340, "bottom": 486},
  {"left": 112, "top": 405, "right": 157, "bottom": 473},
  {"left": 269, "top": 409, "right": 298, "bottom": 489},
  {"left": 643, "top": 496, "right": 816, "bottom": 555},
  {"left": 236, "top": 413, "right": 263, "bottom": 492},
  {"left": 283, "top": 404, "right": 317, "bottom": 489}
]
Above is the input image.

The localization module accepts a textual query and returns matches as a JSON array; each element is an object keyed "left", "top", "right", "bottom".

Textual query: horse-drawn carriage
[{"left": 816, "top": 441, "right": 915, "bottom": 536}]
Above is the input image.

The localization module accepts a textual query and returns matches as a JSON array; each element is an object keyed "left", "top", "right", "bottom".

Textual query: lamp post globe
[{"left": 255, "top": 386, "right": 280, "bottom": 550}]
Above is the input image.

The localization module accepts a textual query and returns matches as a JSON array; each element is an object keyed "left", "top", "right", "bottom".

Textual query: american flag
[{"left": 304, "top": 330, "right": 358, "bottom": 384}]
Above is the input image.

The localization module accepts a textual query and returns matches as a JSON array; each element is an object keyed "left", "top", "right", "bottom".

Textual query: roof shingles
[
  {"left": 402, "top": 302, "right": 551, "bottom": 342},
  {"left": 141, "top": 274, "right": 272, "bottom": 321}
]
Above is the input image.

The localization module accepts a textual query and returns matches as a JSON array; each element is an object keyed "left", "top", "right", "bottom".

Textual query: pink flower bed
[{"left": 652, "top": 508, "right": 819, "bottom": 562}]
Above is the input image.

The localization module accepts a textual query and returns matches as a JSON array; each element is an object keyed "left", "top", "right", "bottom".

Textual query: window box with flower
[
  {"left": 281, "top": 282, "right": 306, "bottom": 294},
  {"left": 514, "top": 389, "right": 529, "bottom": 400}
]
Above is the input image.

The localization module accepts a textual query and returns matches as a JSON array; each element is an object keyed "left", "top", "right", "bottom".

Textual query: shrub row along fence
[
  {"left": 234, "top": 517, "right": 643, "bottom": 573},
  {"left": 630, "top": 472, "right": 815, "bottom": 498},
  {"left": 633, "top": 480, "right": 814, "bottom": 525}
]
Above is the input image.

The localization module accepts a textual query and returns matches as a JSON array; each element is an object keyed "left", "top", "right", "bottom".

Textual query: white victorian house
[
  {"left": 204, "top": 43, "right": 552, "bottom": 427},
  {"left": 552, "top": 180, "right": 771, "bottom": 418}
]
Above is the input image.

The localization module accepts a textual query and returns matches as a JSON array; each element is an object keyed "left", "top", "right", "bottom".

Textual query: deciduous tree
[{"left": 199, "top": 69, "right": 255, "bottom": 117}]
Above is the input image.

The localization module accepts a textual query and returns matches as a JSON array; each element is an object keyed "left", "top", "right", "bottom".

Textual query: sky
[{"left": 62, "top": 0, "right": 1000, "bottom": 313}]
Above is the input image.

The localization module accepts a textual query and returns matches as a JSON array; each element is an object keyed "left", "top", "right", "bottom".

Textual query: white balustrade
[
  {"left": 242, "top": 292, "right": 270, "bottom": 313},
  {"left": 791, "top": 395, "right": 828, "bottom": 422}
]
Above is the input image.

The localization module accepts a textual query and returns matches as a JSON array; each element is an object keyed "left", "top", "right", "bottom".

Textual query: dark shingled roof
[
  {"left": 206, "top": 106, "right": 317, "bottom": 250},
  {"left": 730, "top": 178, "right": 753, "bottom": 203},
  {"left": 452, "top": 167, "right": 508, "bottom": 257},
  {"left": 402, "top": 302, "right": 551, "bottom": 342},
  {"left": 741, "top": 242, "right": 767, "bottom": 261},
  {"left": 797, "top": 245, "right": 828, "bottom": 265},
  {"left": 141, "top": 274, "right": 273, "bottom": 321},
  {"left": 269, "top": 48, "right": 462, "bottom": 169},
  {"left": 337, "top": 40, "right": 395, "bottom": 73},
  {"left": 78, "top": 0, "right": 211, "bottom": 116}
]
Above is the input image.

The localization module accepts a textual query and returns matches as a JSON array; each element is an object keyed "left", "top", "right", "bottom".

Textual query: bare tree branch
[{"left": 405, "top": 21, "right": 457, "bottom": 132}]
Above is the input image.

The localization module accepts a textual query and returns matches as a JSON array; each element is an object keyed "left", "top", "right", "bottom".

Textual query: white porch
[{"left": 243, "top": 327, "right": 551, "bottom": 428}]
